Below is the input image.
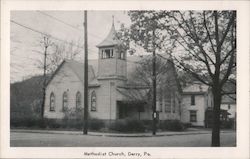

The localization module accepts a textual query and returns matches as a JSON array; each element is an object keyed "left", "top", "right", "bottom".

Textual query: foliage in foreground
[{"left": 11, "top": 115, "right": 192, "bottom": 132}]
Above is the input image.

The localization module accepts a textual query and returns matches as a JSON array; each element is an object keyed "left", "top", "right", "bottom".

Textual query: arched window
[
  {"left": 76, "top": 91, "right": 81, "bottom": 109},
  {"left": 91, "top": 91, "right": 97, "bottom": 111},
  {"left": 62, "top": 91, "right": 68, "bottom": 111},
  {"left": 50, "top": 92, "right": 55, "bottom": 111}
]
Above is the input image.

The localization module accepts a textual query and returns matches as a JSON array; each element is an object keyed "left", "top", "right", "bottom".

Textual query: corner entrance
[{"left": 117, "top": 101, "right": 146, "bottom": 120}]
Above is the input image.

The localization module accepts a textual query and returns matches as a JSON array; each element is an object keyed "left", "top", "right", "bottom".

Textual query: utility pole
[
  {"left": 83, "top": 10, "right": 89, "bottom": 135},
  {"left": 152, "top": 29, "right": 157, "bottom": 135},
  {"left": 41, "top": 36, "right": 49, "bottom": 118}
]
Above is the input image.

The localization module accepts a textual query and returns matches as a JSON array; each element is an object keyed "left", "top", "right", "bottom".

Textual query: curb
[
  {"left": 98, "top": 131, "right": 233, "bottom": 137},
  {"left": 11, "top": 129, "right": 235, "bottom": 138}
]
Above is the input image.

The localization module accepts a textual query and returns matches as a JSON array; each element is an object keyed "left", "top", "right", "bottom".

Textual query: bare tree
[
  {"left": 34, "top": 38, "right": 83, "bottom": 74},
  {"left": 32, "top": 36, "right": 84, "bottom": 117},
  {"left": 40, "top": 36, "right": 53, "bottom": 118}
]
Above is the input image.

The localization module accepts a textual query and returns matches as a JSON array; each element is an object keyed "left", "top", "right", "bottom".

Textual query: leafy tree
[
  {"left": 127, "top": 55, "right": 181, "bottom": 114},
  {"left": 128, "top": 56, "right": 179, "bottom": 94},
  {"left": 120, "top": 10, "right": 236, "bottom": 146}
]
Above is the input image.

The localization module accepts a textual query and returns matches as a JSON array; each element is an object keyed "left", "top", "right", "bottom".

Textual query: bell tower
[{"left": 96, "top": 17, "right": 127, "bottom": 81}]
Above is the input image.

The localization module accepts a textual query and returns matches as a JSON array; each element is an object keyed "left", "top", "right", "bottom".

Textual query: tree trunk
[{"left": 211, "top": 86, "right": 222, "bottom": 146}]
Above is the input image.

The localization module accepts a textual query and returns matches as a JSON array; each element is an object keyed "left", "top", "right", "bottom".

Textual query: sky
[{"left": 10, "top": 11, "right": 131, "bottom": 83}]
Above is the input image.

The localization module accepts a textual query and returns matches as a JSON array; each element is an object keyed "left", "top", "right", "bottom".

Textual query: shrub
[
  {"left": 47, "top": 119, "right": 63, "bottom": 129},
  {"left": 141, "top": 120, "right": 153, "bottom": 131},
  {"left": 88, "top": 119, "right": 105, "bottom": 131},
  {"left": 183, "top": 122, "right": 192, "bottom": 129},
  {"left": 159, "top": 120, "right": 185, "bottom": 131},
  {"left": 10, "top": 116, "right": 43, "bottom": 128},
  {"left": 221, "top": 119, "right": 234, "bottom": 129},
  {"left": 109, "top": 118, "right": 146, "bottom": 132}
]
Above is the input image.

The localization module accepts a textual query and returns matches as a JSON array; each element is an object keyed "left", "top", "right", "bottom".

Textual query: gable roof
[
  {"left": 46, "top": 59, "right": 97, "bottom": 87},
  {"left": 65, "top": 59, "right": 95, "bottom": 83}
]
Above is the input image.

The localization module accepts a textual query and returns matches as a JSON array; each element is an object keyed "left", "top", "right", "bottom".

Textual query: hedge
[
  {"left": 109, "top": 118, "right": 146, "bottom": 132},
  {"left": 11, "top": 116, "right": 188, "bottom": 132},
  {"left": 159, "top": 120, "right": 186, "bottom": 131}
]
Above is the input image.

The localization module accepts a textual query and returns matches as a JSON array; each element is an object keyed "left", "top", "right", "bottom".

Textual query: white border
[{"left": 1, "top": 0, "right": 249, "bottom": 158}]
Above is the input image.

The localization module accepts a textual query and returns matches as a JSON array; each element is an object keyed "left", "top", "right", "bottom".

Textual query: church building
[{"left": 43, "top": 21, "right": 182, "bottom": 122}]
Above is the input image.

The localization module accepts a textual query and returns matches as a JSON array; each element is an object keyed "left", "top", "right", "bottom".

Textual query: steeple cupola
[{"left": 97, "top": 17, "right": 127, "bottom": 80}]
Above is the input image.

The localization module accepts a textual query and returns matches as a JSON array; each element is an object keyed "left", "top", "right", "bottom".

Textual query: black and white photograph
[{"left": 1, "top": 1, "right": 249, "bottom": 159}]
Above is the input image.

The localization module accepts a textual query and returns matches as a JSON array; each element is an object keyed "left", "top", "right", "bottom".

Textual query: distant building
[
  {"left": 181, "top": 81, "right": 236, "bottom": 127},
  {"left": 43, "top": 21, "right": 182, "bottom": 122}
]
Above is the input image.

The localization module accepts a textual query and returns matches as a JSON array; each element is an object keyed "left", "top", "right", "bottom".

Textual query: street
[{"left": 10, "top": 131, "right": 236, "bottom": 147}]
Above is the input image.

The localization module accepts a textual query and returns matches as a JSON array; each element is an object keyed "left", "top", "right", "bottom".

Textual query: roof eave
[{"left": 96, "top": 44, "right": 117, "bottom": 48}]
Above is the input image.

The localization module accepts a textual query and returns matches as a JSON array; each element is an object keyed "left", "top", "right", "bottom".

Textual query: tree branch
[
  {"left": 218, "top": 12, "right": 236, "bottom": 48},
  {"left": 172, "top": 56, "right": 211, "bottom": 86},
  {"left": 176, "top": 11, "right": 216, "bottom": 67},
  {"left": 220, "top": 47, "right": 236, "bottom": 65},
  {"left": 203, "top": 11, "right": 217, "bottom": 55},
  {"left": 220, "top": 19, "right": 236, "bottom": 86}
]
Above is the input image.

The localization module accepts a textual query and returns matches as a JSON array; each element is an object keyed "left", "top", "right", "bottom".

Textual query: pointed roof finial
[
  {"left": 112, "top": 15, "right": 115, "bottom": 26},
  {"left": 97, "top": 15, "right": 119, "bottom": 48}
]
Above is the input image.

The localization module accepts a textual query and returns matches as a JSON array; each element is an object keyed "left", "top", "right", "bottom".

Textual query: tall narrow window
[
  {"left": 191, "top": 94, "right": 195, "bottom": 105},
  {"left": 165, "top": 92, "right": 171, "bottom": 113},
  {"left": 91, "top": 91, "right": 97, "bottom": 111},
  {"left": 172, "top": 93, "right": 176, "bottom": 113},
  {"left": 159, "top": 100, "right": 163, "bottom": 112},
  {"left": 50, "top": 92, "right": 55, "bottom": 111},
  {"left": 76, "top": 91, "right": 81, "bottom": 109},
  {"left": 158, "top": 89, "right": 163, "bottom": 112},
  {"left": 190, "top": 110, "right": 197, "bottom": 122},
  {"left": 62, "top": 91, "right": 68, "bottom": 111}
]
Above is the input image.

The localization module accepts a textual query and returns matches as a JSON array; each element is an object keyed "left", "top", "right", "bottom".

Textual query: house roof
[
  {"left": 96, "top": 23, "right": 120, "bottom": 48},
  {"left": 182, "top": 81, "right": 236, "bottom": 104},
  {"left": 221, "top": 94, "right": 236, "bottom": 104},
  {"left": 182, "top": 82, "right": 209, "bottom": 94}
]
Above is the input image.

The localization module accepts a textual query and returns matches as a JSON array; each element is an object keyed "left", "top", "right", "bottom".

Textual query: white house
[
  {"left": 43, "top": 21, "right": 182, "bottom": 122},
  {"left": 181, "top": 82, "right": 210, "bottom": 126},
  {"left": 181, "top": 81, "right": 236, "bottom": 127}
]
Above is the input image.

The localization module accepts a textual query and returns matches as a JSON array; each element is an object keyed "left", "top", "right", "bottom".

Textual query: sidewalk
[{"left": 11, "top": 128, "right": 235, "bottom": 137}]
